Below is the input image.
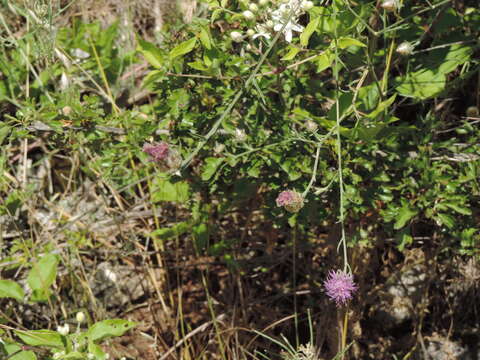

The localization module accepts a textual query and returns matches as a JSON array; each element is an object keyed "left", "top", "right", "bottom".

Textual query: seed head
[
  {"left": 323, "top": 269, "right": 357, "bottom": 306},
  {"left": 143, "top": 142, "right": 170, "bottom": 162},
  {"left": 276, "top": 190, "right": 304, "bottom": 213},
  {"left": 396, "top": 41, "right": 414, "bottom": 56}
]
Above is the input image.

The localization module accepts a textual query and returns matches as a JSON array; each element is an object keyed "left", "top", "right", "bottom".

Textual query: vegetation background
[{"left": 0, "top": 0, "right": 479, "bottom": 359}]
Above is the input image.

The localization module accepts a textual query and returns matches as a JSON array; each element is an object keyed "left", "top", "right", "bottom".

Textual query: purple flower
[
  {"left": 143, "top": 142, "right": 170, "bottom": 162},
  {"left": 323, "top": 269, "right": 357, "bottom": 306},
  {"left": 276, "top": 190, "right": 304, "bottom": 213}
]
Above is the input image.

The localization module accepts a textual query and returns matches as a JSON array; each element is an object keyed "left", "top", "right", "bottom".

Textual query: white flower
[
  {"left": 249, "top": 3, "right": 259, "bottom": 12},
  {"left": 243, "top": 10, "right": 255, "bottom": 20},
  {"left": 230, "top": 31, "right": 244, "bottom": 43},
  {"left": 252, "top": 25, "right": 271, "bottom": 40},
  {"left": 103, "top": 268, "right": 117, "bottom": 282},
  {"left": 57, "top": 324, "right": 70, "bottom": 336},
  {"left": 259, "top": 0, "right": 269, "bottom": 5},
  {"left": 269, "top": 0, "right": 305, "bottom": 42},
  {"left": 235, "top": 129, "right": 247, "bottom": 142},
  {"left": 273, "top": 20, "right": 304, "bottom": 42}
]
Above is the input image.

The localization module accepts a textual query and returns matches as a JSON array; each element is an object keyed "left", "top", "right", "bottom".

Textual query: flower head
[
  {"left": 323, "top": 269, "right": 357, "bottom": 306},
  {"left": 143, "top": 142, "right": 170, "bottom": 162},
  {"left": 396, "top": 41, "right": 414, "bottom": 56},
  {"left": 276, "top": 190, "right": 304, "bottom": 213},
  {"left": 57, "top": 324, "right": 70, "bottom": 336},
  {"left": 231, "top": 31, "right": 244, "bottom": 43}
]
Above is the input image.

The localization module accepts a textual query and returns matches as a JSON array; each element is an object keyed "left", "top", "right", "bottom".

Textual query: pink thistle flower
[
  {"left": 323, "top": 269, "right": 357, "bottom": 306},
  {"left": 276, "top": 190, "right": 304, "bottom": 213},
  {"left": 143, "top": 142, "right": 170, "bottom": 162}
]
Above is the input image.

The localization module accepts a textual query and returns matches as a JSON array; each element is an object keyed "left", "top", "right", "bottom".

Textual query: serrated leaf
[
  {"left": 15, "top": 330, "right": 63, "bottom": 348},
  {"left": 187, "top": 60, "right": 209, "bottom": 71},
  {"left": 394, "top": 205, "right": 418, "bottom": 229},
  {"left": 335, "top": 37, "right": 366, "bottom": 49},
  {"left": 443, "top": 202, "right": 472, "bottom": 215},
  {"left": 316, "top": 50, "right": 334, "bottom": 72},
  {"left": 201, "top": 157, "right": 224, "bottom": 181},
  {"left": 0, "top": 280, "right": 24, "bottom": 301},
  {"left": 436, "top": 213, "right": 455, "bottom": 228},
  {"left": 87, "top": 319, "right": 136, "bottom": 342},
  {"left": 300, "top": 17, "right": 320, "bottom": 46},
  {"left": 137, "top": 39, "right": 164, "bottom": 68},
  {"left": 281, "top": 46, "right": 301, "bottom": 61},
  {"left": 169, "top": 38, "right": 197, "bottom": 59}
]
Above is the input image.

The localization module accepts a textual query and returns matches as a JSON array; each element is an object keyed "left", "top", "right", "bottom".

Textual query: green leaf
[
  {"left": 395, "top": 69, "right": 446, "bottom": 100},
  {"left": 437, "top": 44, "right": 472, "bottom": 74},
  {"left": 394, "top": 205, "right": 418, "bottom": 229},
  {"left": 169, "top": 38, "right": 197, "bottom": 59},
  {"left": 4, "top": 344, "right": 37, "bottom": 360},
  {"left": 315, "top": 50, "right": 334, "bottom": 72},
  {"left": 0, "top": 280, "right": 25, "bottom": 301},
  {"left": 199, "top": 27, "right": 212, "bottom": 50},
  {"left": 365, "top": 94, "right": 397, "bottom": 119},
  {"left": 201, "top": 157, "right": 224, "bottom": 181},
  {"left": 137, "top": 39, "right": 164, "bottom": 68},
  {"left": 335, "top": 37, "right": 366, "bottom": 49},
  {"left": 187, "top": 60, "right": 209, "bottom": 71},
  {"left": 281, "top": 46, "right": 301, "bottom": 61},
  {"left": 15, "top": 330, "right": 63, "bottom": 348},
  {"left": 435, "top": 213, "right": 455, "bottom": 228},
  {"left": 151, "top": 178, "right": 190, "bottom": 203},
  {"left": 150, "top": 221, "right": 190, "bottom": 241},
  {"left": 27, "top": 254, "right": 59, "bottom": 293},
  {"left": 88, "top": 342, "right": 106, "bottom": 360},
  {"left": 300, "top": 17, "right": 320, "bottom": 46},
  {"left": 87, "top": 319, "right": 136, "bottom": 342},
  {"left": 443, "top": 202, "right": 472, "bottom": 216}
]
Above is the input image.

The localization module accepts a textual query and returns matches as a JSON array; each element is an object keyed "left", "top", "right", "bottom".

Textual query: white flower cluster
[{"left": 230, "top": 0, "right": 314, "bottom": 44}]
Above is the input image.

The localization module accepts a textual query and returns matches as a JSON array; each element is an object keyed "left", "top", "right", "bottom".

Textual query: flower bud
[
  {"left": 246, "top": 28, "right": 255, "bottom": 37},
  {"left": 396, "top": 41, "right": 414, "bottom": 56},
  {"left": 243, "top": 10, "right": 255, "bottom": 20},
  {"left": 249, "top": 3, "right": 259, "bottom": 12},
  {"left": 259, "top": 0, "right": 269, "bottom": 5},
  {"left": 57, "top": 324, "right": 70, "bottom": 336},
  {"left": 235, "top": 128, "right": 247, "bottom": 142},
  {"left": 381, "top": 0, "right": 398, "bottom": 12},
  {"left": 276, "top": 190, "right": 304, "bottom": 213},
  {"left": 466, "top": 106, "right": 479, "bottom": 117},
  {"left": 76, "top": 312, "right": 86, "bottom": 324},
  {"left": 230, "top": 31, "right": 244, "bottom": 43},
  {"left": 305, "top": 120, "right": 318, "bottom": 132},
  {"left": 62, "top": 106, "right": 72, "bottom": 116},
  {"left": 301, "top": 1, "right": 314, "bottom": 11}
]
